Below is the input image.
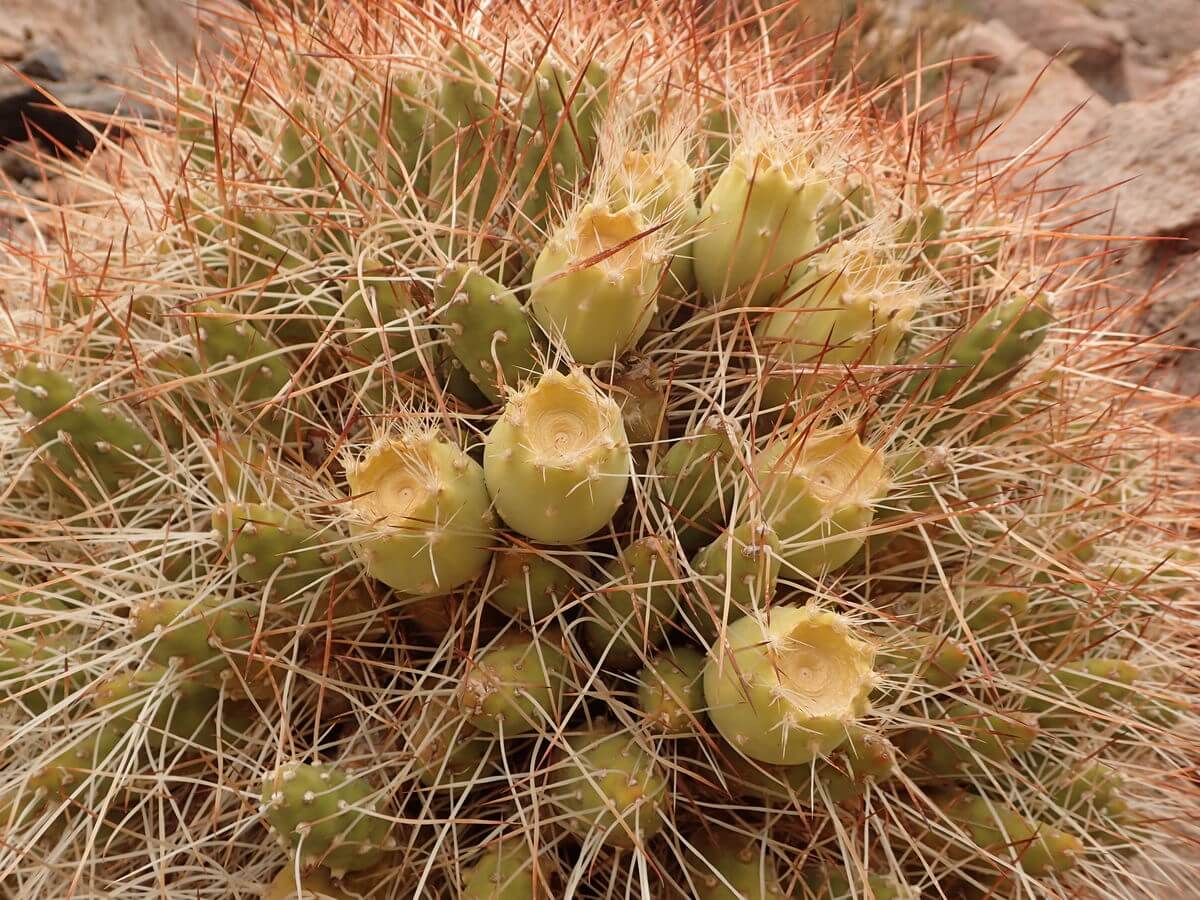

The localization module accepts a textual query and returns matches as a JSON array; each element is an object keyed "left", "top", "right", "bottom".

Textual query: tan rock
[{"left": 967, "top": 0, "right": 1128, "bottom": 71}]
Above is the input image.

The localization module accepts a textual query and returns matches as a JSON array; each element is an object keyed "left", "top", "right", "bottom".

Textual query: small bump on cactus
[
  {"left": 483, "top": 369, "right": 630, "bottom": 544},
  {"left": 637, "top": 647, "right": 706, "bottom": 732},
  {"left": 704, "top": 604, "right": 875, "bottom": 765},
  {"left": 550, "top": 725, "right": 667, "bottom": 849},
  {"left": 686, "top": 829, "right": 788, "bottom": 900},
  {"left": 486, "top": 547, "right": 575, "bottom": 621},
  {"left": 346, "top": 432, "right": 495, "bottom": 595},
  {"left": 459, "top": 630, "right": 568, "bottom": 736},
  {"left": 657, "top": 415, "right": 742, "bottom": 549},
  {"left": 212, "top": 502, "right": 338, "bottom": 588},
  {"left": 462, "top": 837, "right": 552, "bottom": 899},
  {"left": 690, "top": 521, "right": 781, "bottom": 645},
  {"left": 128, "top": 596, "right": 256, "bottom": 687},
  {"left": 260, "top": 762, "right": 391, "bottom": 876}
]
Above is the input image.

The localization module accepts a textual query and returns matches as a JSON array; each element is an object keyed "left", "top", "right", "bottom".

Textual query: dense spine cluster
[{"left": 0, "top": 2, "right": 1195, "bottom": 898}]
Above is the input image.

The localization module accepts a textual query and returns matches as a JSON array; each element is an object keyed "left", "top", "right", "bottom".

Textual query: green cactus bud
[
  {"left": 756, "top": 425, "right": 888, "bottom": 576},
  {"left": 690, "top": 521, "right": 781, "bottom": 645},
  {"left": 92, "top": 664, "right": 237, "bottom": 752},
  {"left": 898, "top": 201, "right": 946, "bottom": 261},
  {"left": 264, "top": 866, "right": 365, "bottom": 900},
  {"left": 432, "top": 41, "right": 502, "bottom": 222},
  {"left": 347, "top": 432, "right": 495, "bottom": 595},
  {"left": 700, "top": 98, "right": 735, "bottom": 169},
  {"left": 404, "top": 697, "right": 492, "bottom": 789},
  {"left": 610, "top": 356, "right": 667, "bottom": 451},
  {"left": 817, "top": 178, "right": 874, "bottom": 243},
  {"left": 280, "top": 102, "right": 330, "bottom": 191},
  {"left": 486, "top": 547, "right": 574, "bottom": 621},
  {"left": 462, "top": 838, "right": 552, "bottom": 899},
  {"left": 657, "top": 416, "right": 742, "bottom": 549},
  {"left": 483, "top": 369, "right": 631, "bottom": 544},
  {"left": 347, "top": 73, "right": 429, "bottom": 193},
  {"left": 574, "top": 61, "right": 609, "bottom": 166},
  {"left": 212, "top": 502, "right": 338, "bottom": 588},
  {"left": 1, "top": 726, "right": 122, "bottom": 830},
  {"left": 637, "top": 647, "right": 706, "bottom": 732},
  {"left": 178, "top": 84, "right": 215, "bottom": 165},
  {"left": 341, "top": 259, "right": 424, "bottom": 372},
  {"left": 530, "top": 204, "right": 664, "bottom": 364},
  {"left": 435, "top": 264, "right": 538, "bottom": 403},
  {"left": 550, "top": 726, "right": 667, "bottom": 849},
  {"left": 261, "top": 762, "right": 391, "bottom": 876},
  {"left": 583, "top": 536, "right": 678, "bottom": 670},
  {"left": 1, "top": 633, "right": 80, "bottom": 714},
  {"left": 128, "top": 596, "right": 256, "bottom": 687},
  {"left": 934, "top": 791, "right": 1083, "bottom": 876},
  {"left": 803, "top": 866, "right": 916, "bottom": 900},
  {"left": 192, "top": 301, "right": 298, "bottom": 435},
  {"left": 694, "top": 139, "right": 829, "bottom": 307},
  {"left": 917, "top": 293, "right": 1054, "bottom": 405},
  {"left": 878, "top": 632, "right": 969, "bottom": 689},
  {"left": 704, "top": 604, "right": 875, "bottom": 765},
  {"left": 1053, "top": 761, "right": 1126, "bottom": 817},
  {"left": 0, "top": 572, "right": 67, "bottom": 633},
  {"left": 687, "top": 830, "right": 788, "bottom": 900},
  {"left": 459, "top": 630, "right": 567, "bottom": 736},
  {"left": 12, "top": 363, "right": 158, "bottom": 497},
  {"left": 905, "top": 705, "right": 1038, "bottom": 778},
  {"left": 756, "top": 234, "right": 925, "bottom": 385},
  {"left": 1023, "top": 658, "right": 1140, "bottom": 719},
  {"left": 964, "top": 588, "right": 1031, "bottom": 635}
]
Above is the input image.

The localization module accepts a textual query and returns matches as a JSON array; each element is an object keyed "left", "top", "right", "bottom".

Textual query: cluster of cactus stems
[{"left": 0, "top": 1, "right": 1197, "bottom": 897}]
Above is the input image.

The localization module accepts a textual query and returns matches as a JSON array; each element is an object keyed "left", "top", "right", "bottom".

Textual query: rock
[
  {"left": 966, "top": 0, "right": 1128, "bottom": 72},
  {"left": 0, "top": 73, "right": 158, "bottom": 153},
  {"left": 1095, "top": 0, "right": 1200, "bottom": 69},
  {"left": 19, "top": 47, "right": 65, "bottom": 82},
  {"left": 948, "top": 20, "right": 1112, "bottom": 178},
  {"left": 1056, "top": 73, "right": 1200, "bottom": 249}
]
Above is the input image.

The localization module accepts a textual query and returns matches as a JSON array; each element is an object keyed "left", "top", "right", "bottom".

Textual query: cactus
[
  {"left": 212, "top": 502, "right": 338, "bottom": 589},
  {"left": 486, "top": 547, "right": 575, "bottom": 621},
  {"left": 637, "top": 647, "right": 706, "bottom": 732},
  {"left": 341, "top": 259, "right": 425, "bottom": 371},
  {"left": 435, "top": 264, "right": 538, "bottom": 402},
  {"left": 462, "top": 838, "right": 550, "bottom": 899},
  {"left": 346, "top": 432, "right": 495, "bottom": 595},
  {"left": 431, "top": 41, "right": 503, "bottom": 225},
  {"left": 693, "top": 135, "right": 829, "bottom": 307},
  {"left": 704, "top": 604, "right": 875, "bottom": 765},
  {"left": 128, "top": 596, "right": 256, "bottom": 687},
  {"left": 686, "top": 830, "right": 789, "bottom": 900},
  {"left": 402, "top": 697, "right": 492, "bottom": 789},
  {"left": 877, "top": 632, "right": 970, "bottom": 690},
  {"left": 530, "top": 203, "right": 664, "bottom": 364},
  {"left": 550, "top": 726, "right": 667, "bottom": 848},
  {"left": 483, "top": 369, "right": 630, "bottom": 544},
  {"left": 656, "top": 416, "right": 742, "bottom": 549},
  {"left": 915, "top": 293, "right": 1054, "bottom": 405},
  {"left": 459, "top": 631, "right": 567, "bottom": 736},
  {"left": 260, "top": 762, "right": 391, "bottom": 876},
  {"left": 11, "top": 363, "right": 158, "bottom": 498},
  {"left": 756, "top": 425, "right": 888, "bottom": 575},
  {"left": 802, "top": 867, "right": 915, "bottom": 900},
  {"left": 933, "top": 791, "right": 1083, "bottom": 877},
  {"left": 689, "top": 521, "right": 781, "bottom": 645},
  {"left": 904, "top": 705, "right": 1038, "bottom": 778},
  {"left": 263, "top": 866, "right": 365, "bottom": 899},
  {"left": 583, "top": 536, "right": 678, "bottom": 670}
]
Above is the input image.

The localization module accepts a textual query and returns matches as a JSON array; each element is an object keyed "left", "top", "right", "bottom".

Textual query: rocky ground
[{"left": 2, "top": 0, "right": 1198, "bottom": 427}]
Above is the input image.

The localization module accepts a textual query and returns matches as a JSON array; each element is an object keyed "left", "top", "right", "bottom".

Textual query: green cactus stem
[
  {"left": 877, "top": 632, "right": 970, "bottom": 689},
  {"left": 340, "top": 259, "right": 425, "bottom": 372},
  {"left": 704, "top": 604, "right": 876, "bottom": 765},
  {"left": 346, "top": 432, "right": 495, "bottom": 596},
  {"left": 458, "top": 630, "right": 568, "bottom": 736},
  {"left": 486, "top": 547, "right": 574, "bottom": 621},
  {"left": 690, "top": 521, "right": 781, "bottom": 646},
  {"left": 431, "top": 41, "right": 502, "bottom": 223},
  {"left": 916, "top": 293, "right": 1054, "bottom": 406},
  {"left": 212, "top": 502, "right": 341, "bottom": 589},
  {"left": 462, "top": 838, "right": 551, "bottom": 900},
  {"left": 934, "top": 791, "right": 1083, "bottom": 877},
  {"left": 435, "top": 264, "right": 538, "bottom": 403},
  {"left": 404, "top": 697, "right": 492, "bottom": 789},
  {"left": 483, "top": 369, "right": 631, "bottom": 544},
  {"left": 550, "top": 726, "right": 667, "bottom": 849},
  {"left": 904, "top": 705, "right": 1038, "bottom": 778},
  {"left": 756, "top": 425, "right": 888, "bottom": 576},
  {"left": 13, "top": 363, "right": 158, "bottom": 497},
  {"left": 530, "top": 203, "right": 664, "bottom": 364},
  {"left": 260, "top": 761, "right": 391, "bottom": 876},
  {"left": 694, "top": 138, "right": 829, "bottom": 307},
  {"left": 128, "top": 596, "right": 256, "bottom": 687},
  {"left": 583, "top": 536, "right": 678, "bottom": 670}
]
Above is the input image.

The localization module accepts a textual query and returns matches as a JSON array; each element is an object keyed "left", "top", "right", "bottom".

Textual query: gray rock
[
  {"left": 967, "top": 0, "right": 1128, "bottom": 71},
  {"left": 19, "top": 47, "right": 65, "bottom": 82}
]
